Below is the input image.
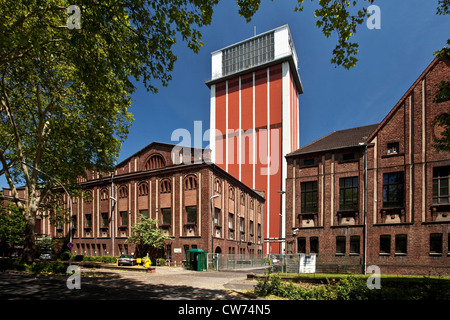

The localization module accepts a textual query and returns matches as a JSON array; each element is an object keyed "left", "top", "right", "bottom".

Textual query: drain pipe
[{"left": 359, "top": 142, "right": 368, "bottom": 275}]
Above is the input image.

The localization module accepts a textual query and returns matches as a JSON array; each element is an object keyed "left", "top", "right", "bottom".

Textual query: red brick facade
[
  {"left": 3, "top": 142, "right": 264, "bottom": 264},
  {"left": 286, "top": 57, "right": 450, "bottom": 275}
]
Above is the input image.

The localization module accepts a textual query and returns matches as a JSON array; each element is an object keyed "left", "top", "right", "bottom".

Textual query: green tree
[
  {"left": 0, "top": 0, "right": 217, "bottom": 262},
  {"left": 0, "top": 199, "right": 26, "bottom": 256},
  {"left": 126, "top": 217, "right": 171, "bottom": 258}
]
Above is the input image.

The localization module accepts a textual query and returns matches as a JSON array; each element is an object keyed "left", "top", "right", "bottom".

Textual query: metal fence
[
  {"left": 207, "top": 253, "right": 363, "bottom": 274},
  {"left": 207, "top": 253, "right": 269, "bottom": 271}
]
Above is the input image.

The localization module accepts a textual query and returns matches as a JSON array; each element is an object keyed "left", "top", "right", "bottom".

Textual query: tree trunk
[
  {"left": 22, "top": 198, "right": 39, "bottom": 263},
  {"left": 22, "top": 213, "right": 37, "bottom": 263}
]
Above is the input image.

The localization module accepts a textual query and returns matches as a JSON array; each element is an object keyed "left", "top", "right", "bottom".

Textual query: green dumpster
[{"left": 186, "top": 248, "right": 207, "bottom": 271}]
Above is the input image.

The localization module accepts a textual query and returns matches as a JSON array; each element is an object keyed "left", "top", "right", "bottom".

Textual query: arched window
[
  {"left": 229, "top": 187, "right": 235, "bottom": 200},
  {"left": 184, "top": 175, "right": 198, "bottom": 190},
  {"left": 160, "top": 179, "right": 172, "bottom": 193},
  {"left": 118, "top": 185, "right": 128, "bottom": 198},
  {"left": 240, "top": 193, "right": 246, "bottom": 206},
  {"left": 84, "top": 190, "right": 92, "bottom": 203},
  {"left": 138, "top": 182, "right": 148, "bottom": 196},
  {"left": 145, "top": 154, "right": 165, "bottom": 170},
  {"left": 100, "top": 188, "right": 109, "bottom": 201},
  {"left": 214, "top": 178, "right": 222, "bottom": 193}
]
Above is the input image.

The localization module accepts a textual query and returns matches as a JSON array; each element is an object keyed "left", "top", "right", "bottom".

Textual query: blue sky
[
  {"left": 1, "top": 0, "right": 449, "bottom": 189},
  {"left": 124, "top": 0, "right": 449, "bottom": 160}
]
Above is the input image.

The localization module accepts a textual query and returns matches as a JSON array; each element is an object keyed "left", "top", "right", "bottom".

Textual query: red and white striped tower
[{"left": 206, "top": 25, "right": 303, "bottom": 254}]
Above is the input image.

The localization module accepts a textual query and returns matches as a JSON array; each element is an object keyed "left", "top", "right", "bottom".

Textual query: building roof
[
  {"left": 205, "top": 24, "right": 303, "bottom": 94},
  {"left": 367, "top": 55, "right": 442, "bottom": 142},
  {"left": 77, "top": 141, "right": 265, "bottom": 202},
  {"left": 287, "top": 123, "right": 379, "bottom": 157}
]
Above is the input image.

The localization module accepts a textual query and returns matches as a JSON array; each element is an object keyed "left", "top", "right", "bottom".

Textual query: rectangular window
[
  {"left": 350, "top": 236, "right": 360, "bottom": 254},
  {"left": 383, "top": 172, "right": 404, "bottom": 208},
  {"left": 304, "top": 159, "right": 314, "bottom": 166},
  {"left": 380, "top": 235, "right": 391, "bottom": 254},
  {"left": 430, "top": 233, "right": 443, "bottom": 254},
  {"left": 336, "top": 236, "right": 346, "bottom": 254},
  {"left": 85, "top": 214, "right": 92, "bottom": 228},
  {"left": 301, "top": 181, "right": 318, "bottom": 213},
  {"left": 395, "top": 234, "right": 407, "bottom": 254},
  {"left": 186, "top": 206, "right": 197, "bottom": 224},
  {"left": 387, "top": 142, "right": 399, "bottom": 154},
  {"left": 339, "top": 177, "right": 359, "bottom": 211},
  {"left": 228, "top": 213, "right": 234, "bottom": 229},
  {"left": 139, "top": 209, "right": 149, "bottom": 219},
  {"left": 120, "top": 211, "right": 128, "bottom": 226},
  {"left": 101, "top": 213, "right": 109, "bottom": 228},
  {"left": 214, "top": 208, "right": 221, "bottom": 226},
  {"left": 343, "top": 153, "right": 355, "bottom": 161},
  {"left": 433, "top": 166, "right": 450, "bottom": 204},
  {"left": 222, "top": 31, "right": 274, "bottom": 76},
  {"left": 310, "top": 237, "right": 319, "bottom": 253},
  {"left": 161, "top": 208, "right": 171, "bottom": 225},
  {"left": 297, "top": 237, "right": 306, "bottom": 254}
]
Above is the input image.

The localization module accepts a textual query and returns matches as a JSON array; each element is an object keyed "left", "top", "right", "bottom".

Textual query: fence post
[{"left": 216, "top": 253, "right": 219, "bottom": 271}]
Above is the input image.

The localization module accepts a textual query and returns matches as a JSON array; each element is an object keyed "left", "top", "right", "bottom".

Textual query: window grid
[
  {"left": 382, "top": 172, "right": 404, "bottom": 208},
  {"left": 301, "top": 181, "right": 318, "bottom": 213},
  {"left": 433, "top": 166, "right": 450, "bottom": 204},
  {"left": 339, "top": 177, "right": 359, "bottom": 211},
  {"left": 222, "top": 32, "right": 274, "bottom": 76}
]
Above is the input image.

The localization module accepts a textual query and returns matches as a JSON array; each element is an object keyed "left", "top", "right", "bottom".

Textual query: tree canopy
[{"left": 0, "top": 0, "right": 218, "bottom": 261}]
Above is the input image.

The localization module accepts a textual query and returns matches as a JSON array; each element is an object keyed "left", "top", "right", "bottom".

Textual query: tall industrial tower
[{"left": 206, "top": 25, "right": 303, "bottom": 253}]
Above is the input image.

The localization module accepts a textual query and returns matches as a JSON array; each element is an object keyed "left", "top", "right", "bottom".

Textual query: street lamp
[{"left": 20, "top": 162, "right": 73, "bottom": 264}]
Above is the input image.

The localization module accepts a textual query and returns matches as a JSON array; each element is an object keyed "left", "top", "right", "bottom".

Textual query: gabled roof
[
  {"left": 367, "top": 55, "right": 442, "bottom": 142},
  {"left": 116, "top": 141, "right": 208, "bottom": 168},
  {"left": 287, "top": 124, "right": 379, "bottom": 157}
]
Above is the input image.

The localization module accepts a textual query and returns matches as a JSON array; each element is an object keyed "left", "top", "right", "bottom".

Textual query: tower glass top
[{"left": 221, "top": 31, "right": 274, "bottom": 77}]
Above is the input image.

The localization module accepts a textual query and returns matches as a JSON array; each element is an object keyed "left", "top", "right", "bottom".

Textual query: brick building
[
  {"left": 2, "top": 142, "right": 265, "bottom": 264},
  {"left": 285, "top": 56, "right": 450, "bottom": 275}
]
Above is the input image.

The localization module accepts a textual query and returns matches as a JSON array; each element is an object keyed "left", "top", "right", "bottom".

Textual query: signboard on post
[
  {"left": 299, "top": 254, "right": 316, "bottom": 273},
  {"left": 67, "top": 242, "right": 74, "bottom": 249}
]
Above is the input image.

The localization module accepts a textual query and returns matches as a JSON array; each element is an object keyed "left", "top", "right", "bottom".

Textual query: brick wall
[{"left": 286, "top": 57, "right": 450, "bottom": 276}]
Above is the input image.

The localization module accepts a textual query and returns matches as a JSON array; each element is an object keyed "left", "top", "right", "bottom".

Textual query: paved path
[{"left": 0, "top": 266, "right": 262, "bottom": 300}]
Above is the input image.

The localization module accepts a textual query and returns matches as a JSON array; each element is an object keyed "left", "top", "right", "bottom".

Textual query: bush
[
  {"left": 60, "top": 251, "right": 72, "bottom": 261},
  {"left": 0, "top": 258, "right": 67, "bottom": 275},
  {"left": 255, "top": 273, "right": 370, "bottom": 300},
  {"left": 156, "top": 258, "right": 166, "bottom": 266},
  {"left": 254, "top": 272, "right": 450, "bottom": 300}
]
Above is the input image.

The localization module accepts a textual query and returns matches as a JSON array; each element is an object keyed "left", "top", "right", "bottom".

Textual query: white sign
[
  {"left": 299, "top": 254, "right": 316, "bottom": 273},
  {"left": 174, "top": 248, "right": 182, "bottom": 254}
]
